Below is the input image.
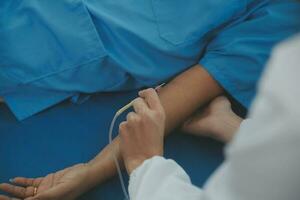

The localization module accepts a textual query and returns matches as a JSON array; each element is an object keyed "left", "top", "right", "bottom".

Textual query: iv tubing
[
  {"left": 108, "top": 102, "right": 133, "bottom": 200},
  {"left": 108, "top": 84, "right": 164, "bottom": 200}
]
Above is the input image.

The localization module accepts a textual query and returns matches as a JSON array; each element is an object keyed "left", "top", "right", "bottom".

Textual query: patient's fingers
[
  {"left": 0, "top": 194, "right": 21, "bottom": 200},
  {"left": 11, "top": 177, "right": 42, "bottom": 187},
  {"left": 25, "top": 182, "right": 75, "bottom": 200},
  {"left": 0, "top": 183, "right": 36, "bottom": 198}
]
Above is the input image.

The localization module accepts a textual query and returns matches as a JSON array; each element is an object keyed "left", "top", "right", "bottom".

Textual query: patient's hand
[
  {"left": 0, "top": 163, "right": 91, "bottom": 200},
  {"left": 182, "top": 96, "right": 242, "bottom": 143}
]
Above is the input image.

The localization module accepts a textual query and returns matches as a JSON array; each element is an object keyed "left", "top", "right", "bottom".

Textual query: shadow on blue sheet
[{"left": 0, "top": 91, "right": 224, "bottom": 200}]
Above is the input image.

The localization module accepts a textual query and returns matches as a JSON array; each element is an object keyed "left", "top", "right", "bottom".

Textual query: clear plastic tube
[
  {"left": 108, "top": 104, "right": 132, "bottom": 200},
  {"left": 108, "top": 83, "right": 165, "bottom": 200}
]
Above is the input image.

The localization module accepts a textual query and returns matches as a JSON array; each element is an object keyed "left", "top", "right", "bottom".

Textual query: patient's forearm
[
  {"left": 87, "top": 137, "right": 123, "bottom": 185},
  {"left": 158, "top": 65, "right": 223, "bottom": 133},
  {"left": 86, "top": 65, "right": 223, "bottom": 186}
]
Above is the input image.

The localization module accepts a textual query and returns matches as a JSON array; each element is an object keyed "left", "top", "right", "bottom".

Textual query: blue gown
[{"left": 0, "top": 0, "right": 300, "bottom": 120}]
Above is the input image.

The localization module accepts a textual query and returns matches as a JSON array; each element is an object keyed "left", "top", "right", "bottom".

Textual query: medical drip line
[
  {"left": 108, "top": 84, "right": 165, "bottom": 200},
  {"left": 109, "top": 103, "right": 132, "bottom": 200}
]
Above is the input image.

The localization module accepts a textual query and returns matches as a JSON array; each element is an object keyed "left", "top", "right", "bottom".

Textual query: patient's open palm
[{"left": 0, "top": 163, "right": 90, "bottom": 200}]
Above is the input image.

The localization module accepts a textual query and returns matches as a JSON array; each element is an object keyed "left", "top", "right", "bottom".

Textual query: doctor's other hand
[
  {"left": 119, "top": 88, "right": 166, "bottom": 175},
  {"left": 0, "top": 163, "right": 91, "bottom": 200},
  {"left": 182, "top": 96, "right": 243, "bottom": 143}
]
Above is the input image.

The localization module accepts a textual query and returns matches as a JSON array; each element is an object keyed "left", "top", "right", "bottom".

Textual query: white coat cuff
[{"left": 128, "top": 156, "right": 165, "bottom": 199}]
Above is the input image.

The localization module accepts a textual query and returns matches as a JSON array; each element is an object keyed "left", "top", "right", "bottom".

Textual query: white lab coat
[{"left": 128, "top": 35, "right": 300, "bottom": 200}]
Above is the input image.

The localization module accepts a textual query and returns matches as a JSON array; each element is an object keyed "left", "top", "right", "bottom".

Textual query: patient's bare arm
[
  {"left": 87, "top": 64, "right": 223, "bottom": 186},
  {"left": 0, "top": 65, "right": 223, "bottom": 200}
]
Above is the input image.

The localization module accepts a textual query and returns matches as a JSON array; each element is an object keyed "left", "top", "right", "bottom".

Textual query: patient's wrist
[
  {"left": 86, "top": 149, "right": 123, "bottom": 188},
  {"left": 86, "top": 159, "right": 113, "bottom": 187}
]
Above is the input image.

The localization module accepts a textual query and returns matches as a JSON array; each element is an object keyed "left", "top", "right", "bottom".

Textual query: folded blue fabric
[{"left": 1, "top": 0, "right": 300, "bottom": 120}]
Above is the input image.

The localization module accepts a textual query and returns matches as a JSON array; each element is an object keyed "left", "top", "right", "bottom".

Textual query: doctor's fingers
[
  {"left": 126, "top": 112, "right": 143, "bottom": 127},
  {"left": 0, "top": 195, "right": 21, "bottom": 200},
  {"left": 139, "top": 88, "right": 163, "bottom": 111},
  {"left": 0, "top": 183, "right": 36, "bottom": 199},
  {"left": 132, "top": 97, "right": 149, "bottom": 114},
  {"left": 119, "top": 122, "right": 132, "bottom": 142}
]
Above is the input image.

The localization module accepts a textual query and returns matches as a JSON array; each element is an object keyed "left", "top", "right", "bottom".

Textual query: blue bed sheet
[{"left": 0, "top": 90, "right": 224, "bottom": 199}]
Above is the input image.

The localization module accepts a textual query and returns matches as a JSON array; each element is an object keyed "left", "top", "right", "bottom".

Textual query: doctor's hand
[
  {"left": 182, "top": 96, "right": 242, "bottom": 143},
  {"left": 0, "top": 163, "right": 91, "bottom": 200},
  {"left": 119, "top": 88, "right": 166, "bottom": 175}
]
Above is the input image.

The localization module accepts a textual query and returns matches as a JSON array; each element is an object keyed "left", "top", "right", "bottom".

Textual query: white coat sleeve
[
  {"left": 128, "top": 156, "right": 204, "bottom": 200},
  {"left": 128, "top": 35, "right": 300, "bottom": 200}
]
